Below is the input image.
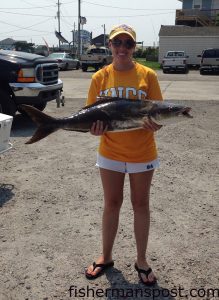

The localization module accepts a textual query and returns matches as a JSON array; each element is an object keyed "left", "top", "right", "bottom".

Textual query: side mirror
[{"left": 197, "top": 55, "right": 201, "bottom": 58}]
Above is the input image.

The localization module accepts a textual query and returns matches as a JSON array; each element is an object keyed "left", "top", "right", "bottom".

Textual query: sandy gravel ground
[{"left": 0, "top": 97, "right": 218, "bottom": 300}]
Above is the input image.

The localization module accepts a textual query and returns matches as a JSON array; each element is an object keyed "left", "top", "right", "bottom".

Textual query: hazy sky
[{"left": 0, "top": 0, "right": 182, "bottom": 47}]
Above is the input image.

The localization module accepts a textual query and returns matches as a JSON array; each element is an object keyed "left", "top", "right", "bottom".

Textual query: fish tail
[{"left": 20, "top": 105, "right": 59, "bottom": 144}]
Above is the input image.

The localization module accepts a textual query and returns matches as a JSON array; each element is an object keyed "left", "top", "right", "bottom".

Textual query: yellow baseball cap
[{"left": 109, "top": 24, "right": 136, "bottom": 41}]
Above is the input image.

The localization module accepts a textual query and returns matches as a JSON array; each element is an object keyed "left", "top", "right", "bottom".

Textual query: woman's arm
[
  {"left": 143, "top": 70, "right": 163, "bottom": 131},
  {"left": 86, "top": 77, "right": 107, "bottom": 135}
]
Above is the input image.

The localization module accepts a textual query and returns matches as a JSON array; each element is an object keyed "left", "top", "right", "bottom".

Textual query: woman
[{"left": 85, "top": 24, "right": 163, "bottom": 285}]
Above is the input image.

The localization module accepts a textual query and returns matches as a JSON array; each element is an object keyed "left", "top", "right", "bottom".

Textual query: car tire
[
  {"left": 0, "top": 89, "right": 16, "bottom": 116},
  {"left": 64, "top": 63, "right": 68, "bottom": 70},
  {"left": 82, "top": 66, "right": 88, "bottom": 72},
  {"left": 76, "top": 62, "right": 80, "bottom": 70},
  {"left": 101, "top": 59, "right": 107, "bottom": 68}
]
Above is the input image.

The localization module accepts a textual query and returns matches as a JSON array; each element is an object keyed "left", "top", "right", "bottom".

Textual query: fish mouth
[{"left": 181, "top": 107, "right": 193, "bottom": 118}]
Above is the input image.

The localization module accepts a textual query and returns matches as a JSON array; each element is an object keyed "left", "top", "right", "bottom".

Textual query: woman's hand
[
  {"left": 90, "top": 120, "right": 108, "bottom": 136},
  {"left": 142, "top": 118, "right": 162, "bottom": 132}
]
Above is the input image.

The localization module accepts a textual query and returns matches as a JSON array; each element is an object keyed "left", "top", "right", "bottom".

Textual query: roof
[
  {"left": 159, "top": 25, "right": 219, "bottom": 37},
  {"left": 0, "top": 38, "right": 16, "bottom": 45},
  {"left": 92, "top": 34, "right": 109, "bottom": 42}
]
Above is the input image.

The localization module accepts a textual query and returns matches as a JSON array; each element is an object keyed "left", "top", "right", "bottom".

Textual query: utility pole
[
  {"left": 78, "top": 0, "right": 81, "bottom": 58},
  {"left": 103, "top": 24, "right": 106, "bottom": 47},
  {"left": 71, "top": 22, "right": 76, "bottom": 54},
  {"left": 57, "top": 0, "right": 61, "bottom": 50}
]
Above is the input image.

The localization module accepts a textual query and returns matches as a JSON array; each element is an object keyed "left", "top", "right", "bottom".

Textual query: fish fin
[
  {"left": 96, "top": 96, "right": 121, "bottom": 102},
  {"left": 82, "top": 96, "right": 123, "bottom": 110},
  {"left": 20, "top": 105, "right": 58, "bottom": 144},
  {"left": 20, "top": 105, "right": 55, "bottom": 126},
  {"left": 25, "top": 127, "right": 58, "bottom": 144}
]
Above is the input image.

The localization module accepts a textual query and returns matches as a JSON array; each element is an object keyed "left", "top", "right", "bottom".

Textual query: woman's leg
[
  {"left": 129, "top": 170, "right": 156, "bottom": 283},
  {"left": 86, "top": 168, "right": 125, "bottom": 277}
]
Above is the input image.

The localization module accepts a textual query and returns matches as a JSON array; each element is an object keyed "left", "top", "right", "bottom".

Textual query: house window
[{"left": 193, "top": 0, "right": 202, "bottom": 9}]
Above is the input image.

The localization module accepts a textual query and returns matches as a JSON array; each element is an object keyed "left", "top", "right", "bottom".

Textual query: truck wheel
[
  {"left": 101, "top": 59, "right": 107, "bottom": 68},
  {"left": 0, "top": 90, "right": 16, "bottom": 116},
  {"left": 82, "top": 66, "right": 88, "bottom": 72},
  {"left": 76, "top": 62, "right": 80, "bottom": 70},
  {"left": 64, "top": 63, "right": 69, "bottom": 70},
  {"left": 34, "top": 102, "right": 47, "bottom": 111}
]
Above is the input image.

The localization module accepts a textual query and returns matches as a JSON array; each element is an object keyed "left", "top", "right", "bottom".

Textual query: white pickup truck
[
  {"left": 162, "top": 51, "right": 189, "bottom": 74},
  {"left": 80, "top": 47, "right": 113, "bottom": 72}
]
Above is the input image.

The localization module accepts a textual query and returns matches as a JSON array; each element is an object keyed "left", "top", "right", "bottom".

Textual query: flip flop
[
  {"left": 85, "top": 261, "right": 114, "bottom": 279},
  {"left": 134, "top": 263, "right": 157, "bottom": 286}
]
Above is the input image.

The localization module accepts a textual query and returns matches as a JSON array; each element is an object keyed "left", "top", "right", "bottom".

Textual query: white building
[
  {"left": 158, "top": 0, "right": 219, "bottom": 66},
  {"left": 159, "top": 25, "right": 219, "bottom": 66}
]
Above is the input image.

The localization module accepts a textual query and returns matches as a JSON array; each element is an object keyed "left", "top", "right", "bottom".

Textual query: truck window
[
  {"left": 203, "top": 49, "right": 216, "bottom": 58},
  {"left": 90, "top": 49, "right": 106, "bottom": 54}
]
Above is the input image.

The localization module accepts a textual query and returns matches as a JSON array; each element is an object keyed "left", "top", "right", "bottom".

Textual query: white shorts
[{"left": 96, "top": 154, "right": 160, "bottom": 174}]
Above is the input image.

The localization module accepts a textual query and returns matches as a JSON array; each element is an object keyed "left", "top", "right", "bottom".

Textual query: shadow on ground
[
  {"left": 11, "top": 113, "right": 36, "bottom": 138},
  {"left": 86, "top": 268, "right": 176, "bottom": 300},
  {"left": 0, "top": 184, "right": 15, "bottom": 207}
]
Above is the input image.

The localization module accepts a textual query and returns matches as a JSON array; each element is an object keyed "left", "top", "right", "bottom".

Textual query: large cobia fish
[{"left": 21, "top": 97, "right": 192, "bottom": 144}]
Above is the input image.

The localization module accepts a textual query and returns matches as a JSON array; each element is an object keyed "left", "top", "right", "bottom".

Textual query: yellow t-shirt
[{"left": 86, "top": 62, "right": 163, "bottom": 163}]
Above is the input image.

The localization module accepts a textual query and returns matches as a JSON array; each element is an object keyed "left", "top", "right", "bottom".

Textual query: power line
[
  {"left": 0, "top": 4, "right": 56, "bottom": 9},
  {"left": 0, "top": 9, "right": 175, "bottom": 18},
  {"left": 0, "top": 10, "right": 54, "bottom": 17},
  {"left": 60, "top": 11, "right": 76, "bottom": 27},
  {"left": 3, "top": 32, "right": 55, "bottom": 38},
  {"left": 83, "top": 1, "right": 176, "bottom": 11},
  {"left": 0, "top": 18, "right": 54, "bottom": 34},
  {"left": 76, "top": 11, "right": 175, "bottom": 18},
  {"left": 0, "top": 0, "right": 77, "bottom": 10}
]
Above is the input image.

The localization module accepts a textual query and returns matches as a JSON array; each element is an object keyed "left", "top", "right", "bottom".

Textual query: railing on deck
[{"left": 176, "top": 9, "right": 219, "bottom": 26}]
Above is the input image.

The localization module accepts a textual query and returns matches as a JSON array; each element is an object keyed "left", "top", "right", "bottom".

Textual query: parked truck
[
  {"left": 198, "top": 48, "right": 219, "bottom": 75},
  {"left": 80, "top": 47, "right": 113, "bottom": 72},
  {"left": 162, "top": 51, "right": 189, "bottom": 74},
  {"left": 158, "top": 26, "right": 219, "bottom": 68},
  {"left": 0, "top": 50, "right": 63, "bottom": 116}
]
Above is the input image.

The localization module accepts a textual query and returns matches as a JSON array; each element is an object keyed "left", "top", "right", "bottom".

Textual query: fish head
[{"left": 149, "top": 102, "right": 193, "bottom": 125}]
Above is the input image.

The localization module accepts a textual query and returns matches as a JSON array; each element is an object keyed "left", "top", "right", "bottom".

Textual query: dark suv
[{"left": 198, "top": 48, "right": 219, "bottom": 75}]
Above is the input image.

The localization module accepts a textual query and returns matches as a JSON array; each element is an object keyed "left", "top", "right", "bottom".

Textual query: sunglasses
[{"left": 111, "top": 39, "right": 136, "bottom": 50}]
